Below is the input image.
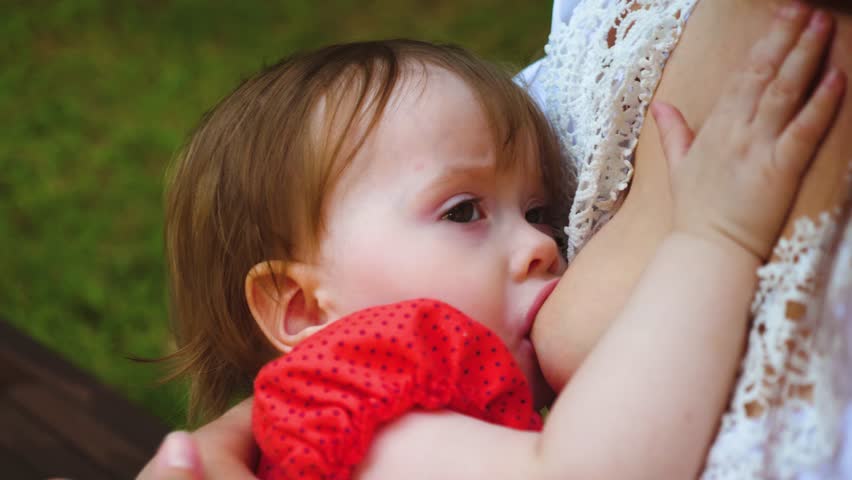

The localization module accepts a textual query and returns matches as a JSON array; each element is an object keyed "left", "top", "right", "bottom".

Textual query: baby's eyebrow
[
  {"left": 409, "top": 164, "right": 496, "bottom": 209},
  {"left": 424, "top": 164, "right": 495, "bottom": 188}
]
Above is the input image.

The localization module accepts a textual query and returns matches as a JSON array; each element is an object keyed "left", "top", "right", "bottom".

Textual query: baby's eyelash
[
  {"left": 524, "top": 205, "right": 551, "bottom": 224},
  {"left": 441, "top": 198, "right": 484, "bottom": 223}
]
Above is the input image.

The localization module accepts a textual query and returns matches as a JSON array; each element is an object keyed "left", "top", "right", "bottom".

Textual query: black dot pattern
[{"left": 252, "top": 299, "right": 542, "bottom": 479}]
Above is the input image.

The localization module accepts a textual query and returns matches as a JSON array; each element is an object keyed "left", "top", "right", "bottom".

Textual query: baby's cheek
[{"left": 324, "top": 250, "right": 403, "bottom": 314}]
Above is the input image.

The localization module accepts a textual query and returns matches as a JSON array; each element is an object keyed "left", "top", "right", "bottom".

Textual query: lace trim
[
  {"left": 540, "top": 0, "right": 697, "bottom": 260},
  {"left": 702, "top": 212, "right": 843, "bottom": 479},
  {"left": 815, "top": 213, "right": 852, "bottom": 478},
  {"left": 826, "top": 209, "right": 852, "bottom": 398}
]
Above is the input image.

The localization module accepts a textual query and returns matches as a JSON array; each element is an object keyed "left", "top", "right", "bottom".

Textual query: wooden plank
[
  {"left": 0, "top": 320, "right": 168, "bottom": 448},
  {"left": 0, "top": 397, "right": 111, "bottom": 480},
  {"left": 7, "top": 382, "right": 152, "bottom": 478},
  {"left": 0, "top": 447, "right": 43, "bottom": 480},
  {"left": 0, "top": 319, "right": 170, "bottom": 478}
]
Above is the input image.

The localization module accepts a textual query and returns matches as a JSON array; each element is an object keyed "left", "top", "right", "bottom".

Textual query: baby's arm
[{"left": 358, "top": 6, "right": 846, "bottom": 480}]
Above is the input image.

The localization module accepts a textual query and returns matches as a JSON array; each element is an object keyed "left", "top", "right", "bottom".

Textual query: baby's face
[{"left": 313, "top": 67, "right": 564, "bottom": 406}]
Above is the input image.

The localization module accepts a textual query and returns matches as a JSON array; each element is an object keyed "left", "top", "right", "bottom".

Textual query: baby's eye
[
  {"left": 525, "top": 206, "right": 550, "bottom": 225},
  {"left": 442, "top": 199, "right": 483, "bottom": 223}
]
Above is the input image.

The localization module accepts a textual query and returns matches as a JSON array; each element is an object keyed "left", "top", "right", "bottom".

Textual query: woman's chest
[{"left": 631, "top": 0, "right": 852, "bottom": 228}]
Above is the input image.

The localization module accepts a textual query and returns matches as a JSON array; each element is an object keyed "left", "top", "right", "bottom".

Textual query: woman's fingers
[
  {"left": 136, "top": 398, "right": 259, "bottom": 480},
  {"left": 755, "top": 10, "right": 835, "bottom": 135},
  {"left": 721, "top": 2, "right": 811, "bottom": 120},
  {"left": 192, "top": 397, "right": 259, "bottom": 480},
  {"left": 193, "top": 397, "right": 256, "bottom": 466},
  {"left": 136, "top": 432, "right": 201, "bottom": 480},
  {"left": 776, "top": 67, "right": 846, "bottom": 176}
]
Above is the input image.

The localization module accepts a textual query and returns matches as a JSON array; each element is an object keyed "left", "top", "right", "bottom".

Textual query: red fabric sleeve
[{"left": 252, "top": 298, "right": 542, "bottom": 480}]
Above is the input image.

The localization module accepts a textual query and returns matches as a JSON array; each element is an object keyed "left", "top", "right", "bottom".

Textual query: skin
[
  {"left": 533, "top": 0, "right": 852, "bottom": 390},
  {"left": 138, "top": 1, "right": 850, "bottom": 479},
  {"left": 249, "top": 66, "right": 563, "bottom": 408}
]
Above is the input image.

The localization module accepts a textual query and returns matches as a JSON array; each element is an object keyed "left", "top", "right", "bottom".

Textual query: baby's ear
[{"left": 245, "top": 260, "right": 331, "bottom": 353}]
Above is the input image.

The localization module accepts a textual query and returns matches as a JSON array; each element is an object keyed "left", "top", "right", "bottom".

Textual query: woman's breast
[
  {"left": 600, "top": 0, "right": 851, "bottom": 290},
  {"left": 534, "top": 0, "right": 852, "bottom": 390},
  {"left": 628, "top": 0, "right": 852, "bottom": 239}
]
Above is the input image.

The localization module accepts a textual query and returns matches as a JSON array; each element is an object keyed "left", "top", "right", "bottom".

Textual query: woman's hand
[
  {"left": 136, "top": 431, "right": 202, "bottom": 480},
  {"left": 136, "top": 398, "right": 258, "bottom": 480},
  {"left": 651, "top": 3, "right": 846, "bottom": 261}
]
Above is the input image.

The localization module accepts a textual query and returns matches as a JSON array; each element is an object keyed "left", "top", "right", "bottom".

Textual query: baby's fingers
[
  {"left": 722, "top": 2, "right": 811, "bottom": 119},
  {"left": 776, "top": 67, "right": 846, "bottom": 176},
  {"left": 651, "top": 101, "right": 695, "bottom": 171},
  {"left": 755, "top": 10, "right": 834, "bottom": 136}
]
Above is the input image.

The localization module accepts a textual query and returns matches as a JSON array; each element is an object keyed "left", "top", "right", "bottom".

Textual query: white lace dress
[{"left": 517, "top": 1, "right": 851, "bottom": 478}]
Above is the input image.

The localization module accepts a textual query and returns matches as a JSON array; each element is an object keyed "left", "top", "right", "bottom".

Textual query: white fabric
[
  {"left": 523, "top": 0, "right": 695, "bottom": 260},
  {"left": 794, "top": 211, "right": 852, "bottom": 480},
  {"left": 519, "top": 1, "right": 851, "bottom": 478}
]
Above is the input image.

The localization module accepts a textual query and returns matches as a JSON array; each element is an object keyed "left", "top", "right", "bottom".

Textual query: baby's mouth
[{"left": 522, "top": 278, "right": 560, "bottom": 336}]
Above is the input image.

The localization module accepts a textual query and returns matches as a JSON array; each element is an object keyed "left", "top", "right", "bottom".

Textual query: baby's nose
[{"left": 511, "top": 225, "right": 563, "bottom": 281}]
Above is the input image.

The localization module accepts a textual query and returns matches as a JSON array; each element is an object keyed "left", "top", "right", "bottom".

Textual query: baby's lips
[{"left": 523, "top": 278, "right": 560, "bottom": 335}]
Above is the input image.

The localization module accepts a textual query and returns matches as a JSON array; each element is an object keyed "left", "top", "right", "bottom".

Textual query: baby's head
[{"left": 166, "top": 39, "right": 575, "bottom": 421}]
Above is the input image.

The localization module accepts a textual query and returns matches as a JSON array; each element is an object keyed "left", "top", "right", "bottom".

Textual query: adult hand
[{"left": 136, "top": 397, "right": 258, "bottom": 480}]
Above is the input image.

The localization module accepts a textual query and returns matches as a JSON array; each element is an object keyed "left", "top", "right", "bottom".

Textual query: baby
[{"left": 163, "top": 8, "right": 845, "bottom": 480}]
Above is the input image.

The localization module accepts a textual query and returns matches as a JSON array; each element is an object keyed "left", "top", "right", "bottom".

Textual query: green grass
[{"left": 0, "top": 0, "right": 551, "bottom": 428}]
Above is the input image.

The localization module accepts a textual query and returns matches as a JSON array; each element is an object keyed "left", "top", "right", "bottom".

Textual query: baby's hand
[{"left": 652, "top": 3, "right": 846, "bottom": 261}]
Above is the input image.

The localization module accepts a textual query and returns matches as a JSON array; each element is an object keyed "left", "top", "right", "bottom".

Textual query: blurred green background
[{"left": 0, "top": 0, "right": 551, "bottom": 428}]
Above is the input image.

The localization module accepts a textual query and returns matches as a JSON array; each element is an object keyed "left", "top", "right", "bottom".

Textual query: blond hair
[{"left": 164, "top": 39, "right": 575, "bottom": 423}]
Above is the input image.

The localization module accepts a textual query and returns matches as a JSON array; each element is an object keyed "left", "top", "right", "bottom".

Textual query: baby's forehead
[
  {"left": 311, "top": 63, "right": 468, "bottom": 156},
  {"left": 320, "top": 61, "right": 552, "bottom": 202},
  {"left": 368, "top": 64, "right": 475, "bottom": 120},
  {"left": 363, "top": 71, "right": 532, "bottom": 163}
]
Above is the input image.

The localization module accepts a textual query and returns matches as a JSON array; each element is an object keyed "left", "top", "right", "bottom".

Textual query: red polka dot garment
[{"left": 252, "top": 298, "right": 542, "bottom": 480}]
